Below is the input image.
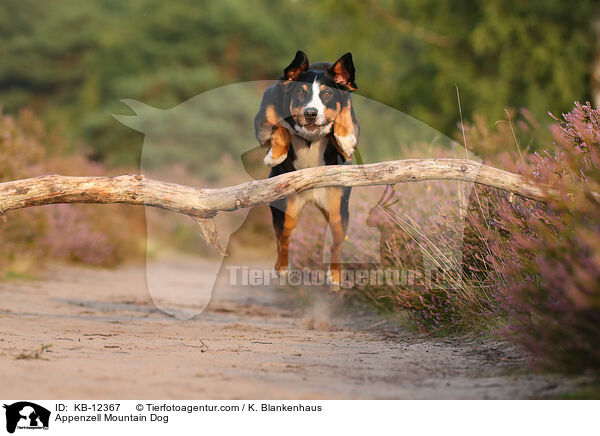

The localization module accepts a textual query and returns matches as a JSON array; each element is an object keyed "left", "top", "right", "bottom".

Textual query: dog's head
[{"left": 280, "top": 50, "right": 357, "bottom": 140}]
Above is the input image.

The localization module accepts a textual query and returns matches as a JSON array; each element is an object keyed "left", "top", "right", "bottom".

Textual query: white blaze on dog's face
[{"left": 303, "top": 79, "right": 330, "bottom": 129}]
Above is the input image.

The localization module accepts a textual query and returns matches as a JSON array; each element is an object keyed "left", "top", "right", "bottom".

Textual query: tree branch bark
[{"left": 0, "top": 159, "right": 557, "bottom": 254}]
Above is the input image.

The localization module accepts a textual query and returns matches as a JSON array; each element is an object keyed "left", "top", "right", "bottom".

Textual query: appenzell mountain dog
[{"left": 254, "top": 51, "right": 359, "bottom": 286}]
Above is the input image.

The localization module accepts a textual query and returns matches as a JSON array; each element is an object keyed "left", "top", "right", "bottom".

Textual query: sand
[{"left": 0, "top": 259, "right": 586, "bottom": 399}]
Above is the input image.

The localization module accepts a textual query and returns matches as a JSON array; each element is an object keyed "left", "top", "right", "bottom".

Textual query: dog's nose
[{"left": 303, "top": 107, "right": 318, "bottom": 122}]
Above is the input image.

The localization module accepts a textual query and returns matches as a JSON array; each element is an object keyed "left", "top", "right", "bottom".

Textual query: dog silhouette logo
[{"left": 3, "top": 402, "right": 50, "bottom": 434}]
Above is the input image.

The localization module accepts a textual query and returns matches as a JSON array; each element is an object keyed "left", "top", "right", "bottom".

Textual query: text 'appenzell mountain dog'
[{"left": 254, "top": 51, "right": 360, "bottom": 287}]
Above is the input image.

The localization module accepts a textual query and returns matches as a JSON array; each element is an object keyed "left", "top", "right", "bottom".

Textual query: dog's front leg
[
  {"left": 274, "top": 195, "right": 298, "bottom": 275},
  {"left": 264, "top": 125, "right": 291, "bottom": 167},
  {"left": 332, "top": 100, "right": 358, "bottom": 160},
  {"left": 326, "top": 190, "right": 346, "bottom": 290}
]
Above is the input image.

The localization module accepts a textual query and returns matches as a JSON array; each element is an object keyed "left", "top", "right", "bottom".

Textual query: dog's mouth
[
  {"left": 303, "top": 123, "right": 324, "bottom": 131},
  {"left": 299, "top": 121, "right": 330, "bottom": 130}
]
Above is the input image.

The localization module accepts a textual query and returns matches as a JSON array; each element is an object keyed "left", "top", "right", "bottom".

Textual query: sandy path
[{"left": 0, "top": 259, "right": 583, "bottom": 399}]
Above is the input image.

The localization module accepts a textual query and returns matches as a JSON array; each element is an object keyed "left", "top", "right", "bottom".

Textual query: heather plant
[
  {"left": 0, "top": 110, "right": 144, "bottom": 276},
  {"left": 488, "top": 103, "right": 600, "bottom": 371},
  {"left": 444, "top": 103, "right": 600, "bottom": 369},
  {"left": 366, "top": 103, "right": 600, "bottom": 365},
  {"left": 289, "top": 102, "right": 600, "bottom": 373},
  {"left": 381, "top": 103, "right": 600, "bottom": 370}
]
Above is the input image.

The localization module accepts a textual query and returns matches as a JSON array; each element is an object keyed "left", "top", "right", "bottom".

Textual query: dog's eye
[
  {"left": 322, "top": 90, "right": 332, "bottom": 97},
  {"left": 296, "top": 89, "right": 305, "bottom": 97}
]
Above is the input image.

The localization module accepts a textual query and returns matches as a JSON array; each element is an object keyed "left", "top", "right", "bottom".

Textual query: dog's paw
[
  {"left": 275, "top": 267, "right": 288, "bottom": 278},
  {"left": 263, "top": 149, "right": 288, "bottom": 167},
  {"left": 334, "top": 133, "right": 357, "bottom": 159},
  {"left": 326, "top": 268, "right": 342, "bottom": 292}
]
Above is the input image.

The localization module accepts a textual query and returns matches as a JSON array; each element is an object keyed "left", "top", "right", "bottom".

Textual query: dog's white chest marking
[
  {"left": 292, "top": 136, "right": 331, "bottom": 210},
  {"left": 292, "top": 135, "right": 326, "bottom": 170}
]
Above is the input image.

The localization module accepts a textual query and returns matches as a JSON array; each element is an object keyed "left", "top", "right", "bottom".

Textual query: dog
[{"left": 254, "top": 50, "right": 360, "bottom": 286}]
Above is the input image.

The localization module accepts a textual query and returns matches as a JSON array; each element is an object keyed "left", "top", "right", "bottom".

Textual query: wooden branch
[{"left": 0, "top": 159, "right": 557, "bottom": 254}]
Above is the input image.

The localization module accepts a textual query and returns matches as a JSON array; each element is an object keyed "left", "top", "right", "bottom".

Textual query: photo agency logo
[
  {"left": 113, "top": 52, "right": 482, "bottom": 319},
  {"left": 3, "top": 402, "right": 50, "bottom": 434},
  {"left": 227, "top": 266, "right": 462, "bottom": 290}
]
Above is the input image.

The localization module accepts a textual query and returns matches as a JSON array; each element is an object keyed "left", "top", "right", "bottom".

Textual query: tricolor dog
[{"left": 254, "top": 51, "right": 360, "bottom": 286}]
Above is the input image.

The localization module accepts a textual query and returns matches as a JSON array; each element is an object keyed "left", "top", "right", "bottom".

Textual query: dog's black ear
[
  {"left": 328, "top": 52, "right": 357, "bottom": 91},
  {"left": 283, "top": 50, "right": 310, "bottom": 82}
]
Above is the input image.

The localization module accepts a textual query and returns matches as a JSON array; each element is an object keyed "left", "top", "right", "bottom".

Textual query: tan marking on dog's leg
[
  {"left": 275, "top": 195, "right": 298, "bottom": 274},
  {"left": 257, "top": 105, "right": 281, "bottom": 146},
  {"left": 265, "top": 105, "right": 279, "bottom": 125},
  {"left": 333, "top": 100, "right": 357, "bottom": 160},
  {"left": 326, "top": 189, "right": 346, "bottom": 288},
  {"left": 264, "top": 125, "right": 291, "bottom": 167}
]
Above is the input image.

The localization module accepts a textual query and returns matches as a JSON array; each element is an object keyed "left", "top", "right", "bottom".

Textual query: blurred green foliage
[{"left": 0, "top": 0, "right": 597, "bottom": 167}]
